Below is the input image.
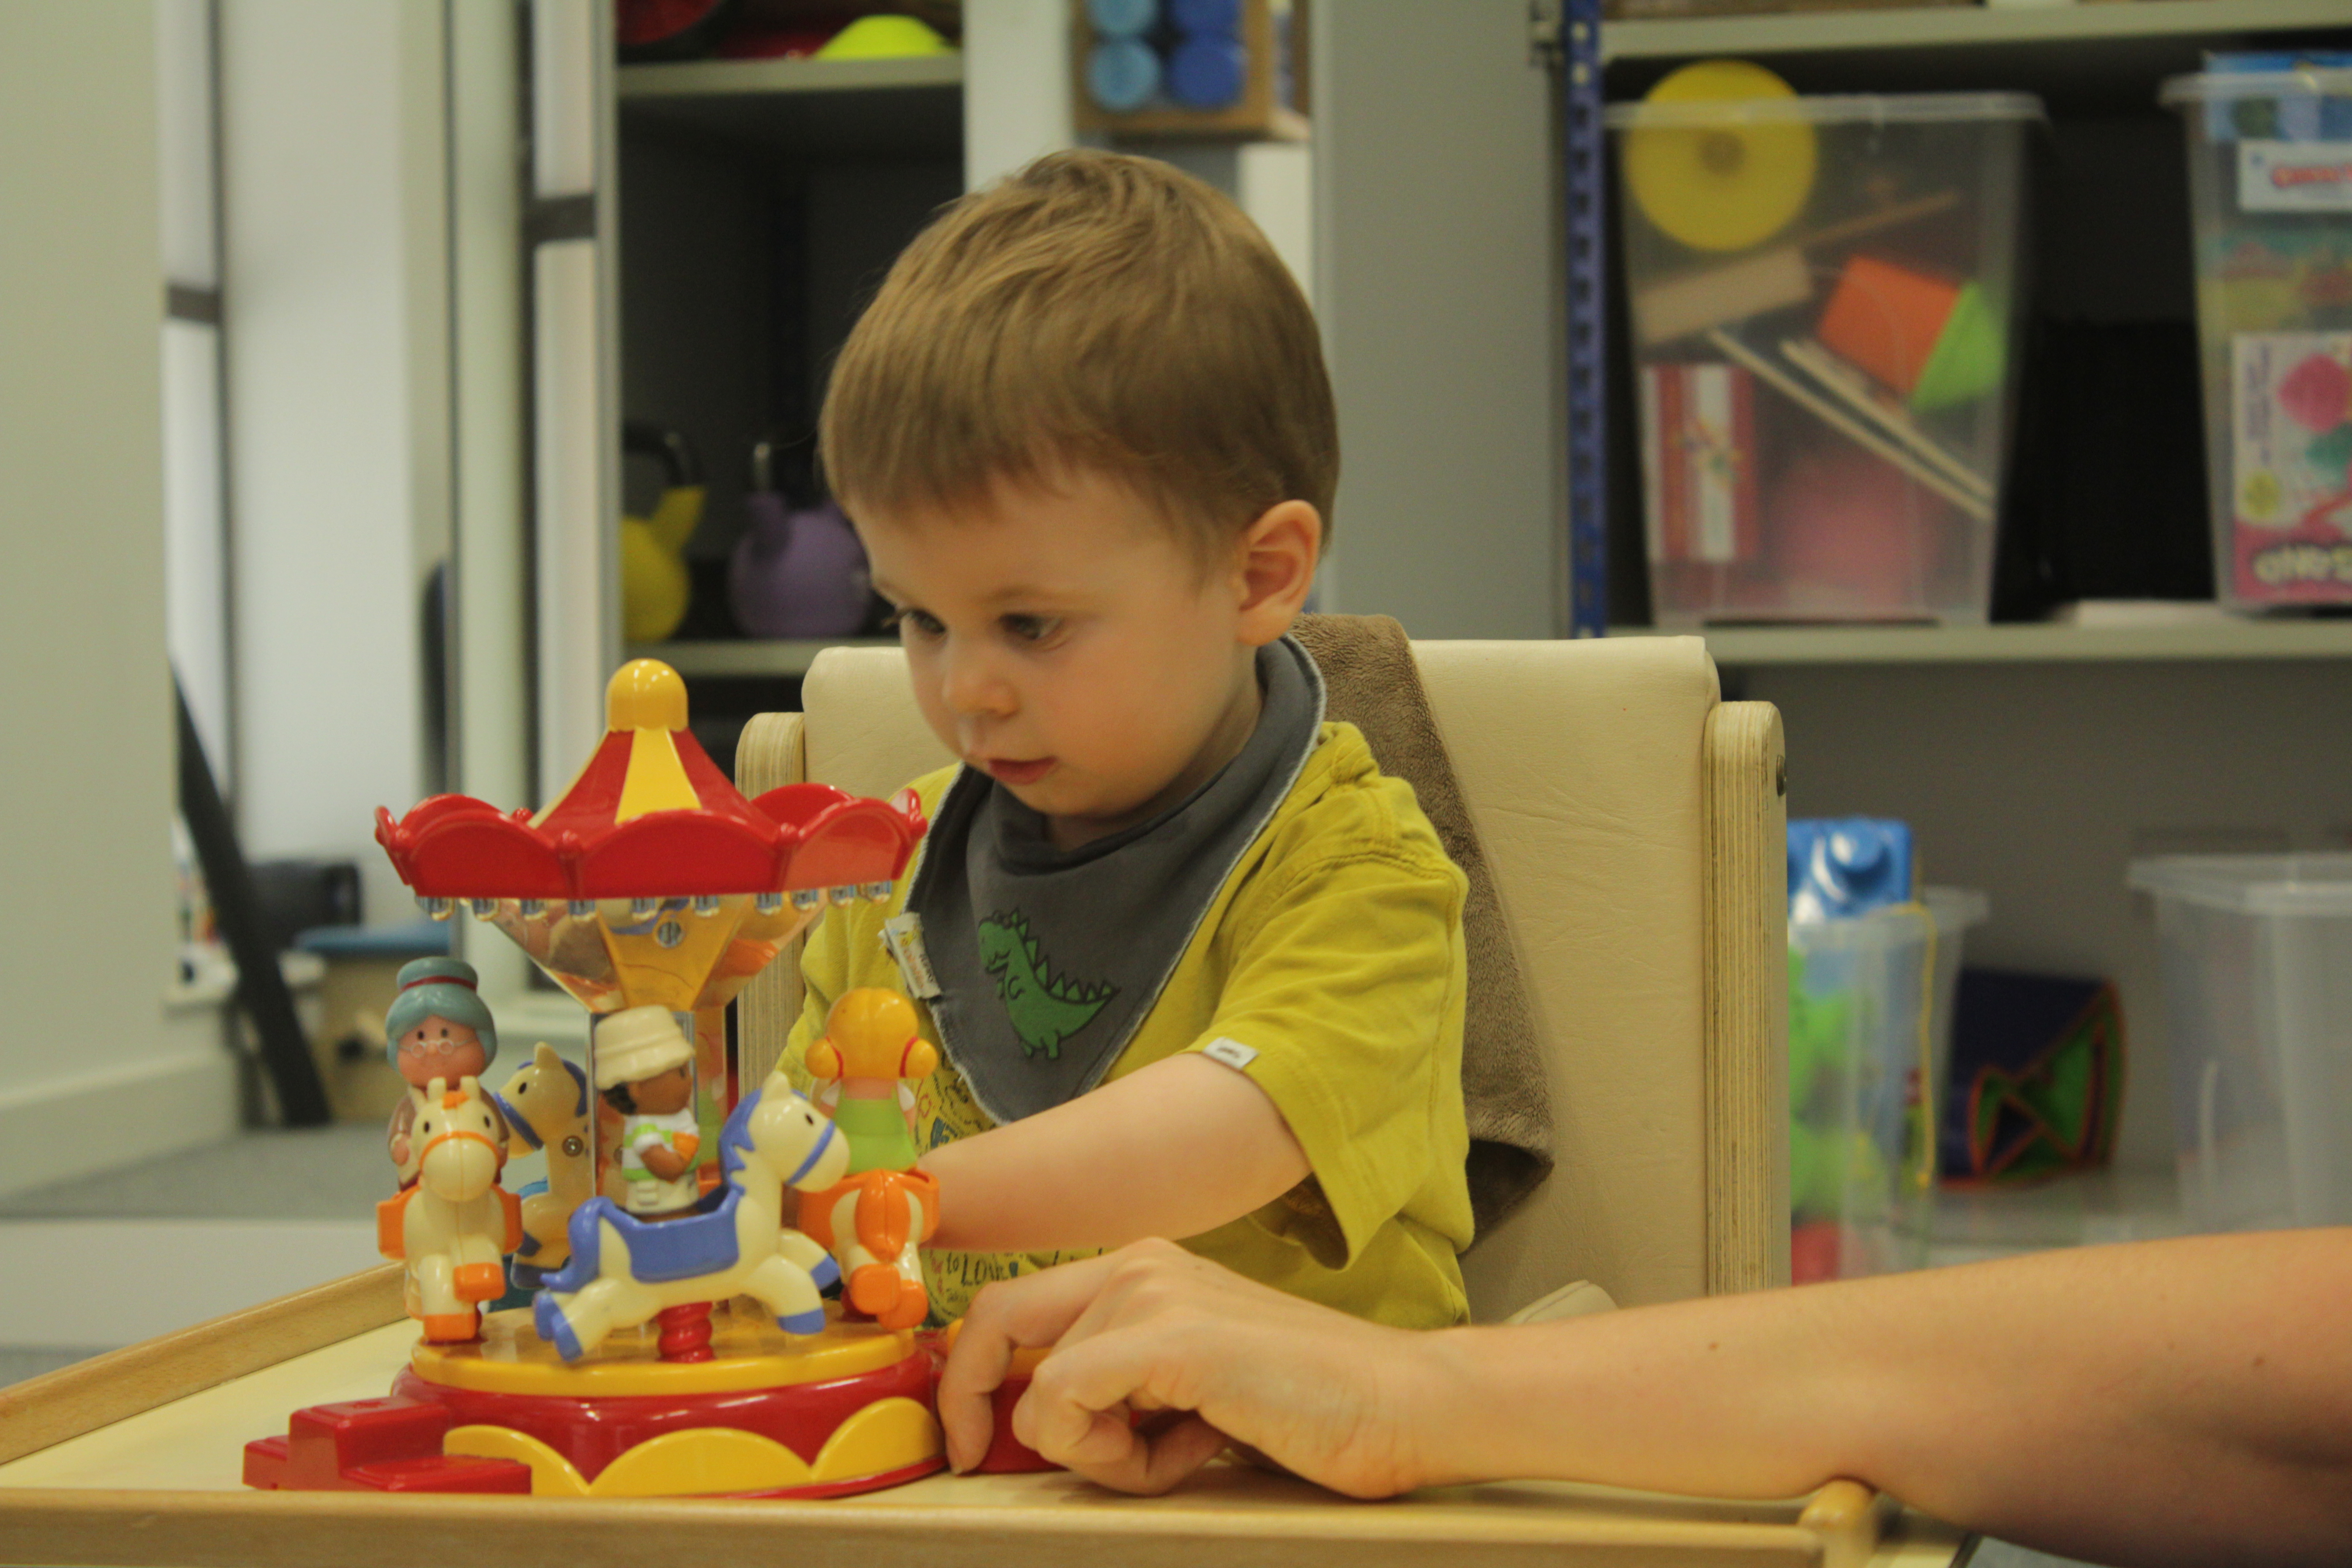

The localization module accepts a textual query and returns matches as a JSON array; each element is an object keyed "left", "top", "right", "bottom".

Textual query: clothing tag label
[
  {"left": 882, "top": 913, "right": 942, "bottom": 1000},
  {"left": 1202, "top": 1036, "right": 1259, "bottom": 1072}
]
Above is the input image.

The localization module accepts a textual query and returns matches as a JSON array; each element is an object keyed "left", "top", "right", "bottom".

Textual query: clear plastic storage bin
[
  {"left": 1789, "top": 887, "right": 1987, "bottom": 1281},
  {"left": 2162, "top": 71, "right": 2352, "bottom": 609},
  {"left": 1607, "top": 83, "right": 2038, "bottom": 627},
  {"left": 2127, "top": 855, "right": 2352, "bottom": 1231}
]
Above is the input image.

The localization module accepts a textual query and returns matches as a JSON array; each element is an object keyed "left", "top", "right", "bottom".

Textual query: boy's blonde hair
[{"left": 819, "top": 150, "right": 1337, "bottom": 555}]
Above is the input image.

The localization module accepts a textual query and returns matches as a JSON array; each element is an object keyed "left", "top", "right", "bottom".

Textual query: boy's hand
[{"left": 938, "top": 1239, "right": 1441, "bottom": 1498}]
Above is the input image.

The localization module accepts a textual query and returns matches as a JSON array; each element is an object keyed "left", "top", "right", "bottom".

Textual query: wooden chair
[{"left": 737, "top": 634, "right": 1789, "bottom": 1314}]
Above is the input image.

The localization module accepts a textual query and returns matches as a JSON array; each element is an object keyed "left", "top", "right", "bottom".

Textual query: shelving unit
[
  {"left": 628, "top": 637, "right": 892, "bottom": 679},
  {"left": 613, "top": 49, "right": 960, "bottom": 679},
  {"left": 617, "top": 54, "right": 963, "bottom": 98},
  {"left": 1583, "top": 0, "right": 2352, "bottom": 1189},
  {"left": 616, "top": 54, "right": 961, "bottom": 160},
  {"left": 1617, "top": 619, "right": 2352, "bottom": 666},
  {"left": 1605, "top": 0, "right": 2352, "bottom": 60}
]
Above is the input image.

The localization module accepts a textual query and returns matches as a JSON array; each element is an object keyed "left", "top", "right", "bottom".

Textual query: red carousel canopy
[{"left": 375, "top": 660, "right": 925, "bottom": 900}]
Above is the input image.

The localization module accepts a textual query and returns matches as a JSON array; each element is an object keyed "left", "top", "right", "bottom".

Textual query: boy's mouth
[{"left": 979, "top": 756, "right": 1055, "bottom": 786}]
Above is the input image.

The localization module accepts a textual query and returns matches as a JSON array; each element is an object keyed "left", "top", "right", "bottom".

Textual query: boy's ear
[{"left": 1234, "top": 500, "right": 1321, "bottom": 645}]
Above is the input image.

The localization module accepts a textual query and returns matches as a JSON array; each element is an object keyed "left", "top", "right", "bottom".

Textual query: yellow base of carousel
[{"left": 382, "top": 1304, "right": 946, "bottom": 1498}]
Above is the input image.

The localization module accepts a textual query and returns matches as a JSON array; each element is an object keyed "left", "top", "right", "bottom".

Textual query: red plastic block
[
  {"left": 283, "top": 1398, "right": 454, "bottom": 1490},
  {"left": 344, "top": 1455, "right": 533, "bottom": 1494},
  {"left": 241, "top": 1435, "right": 291, "bottom": 1490}
]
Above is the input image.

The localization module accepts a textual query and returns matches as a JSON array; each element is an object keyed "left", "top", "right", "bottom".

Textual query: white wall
[
  {"left": 963, "top": 0, "right": 1075, "bottom": 191},
  {"left": 219, "top": 0, "right": 448, "bottom": 924},
  {"left": 0, "top": 2, "right": 237, "bottom": 1197},
  {"left": 1313, "top": 0, "right": 1557, "bottom": 637}
]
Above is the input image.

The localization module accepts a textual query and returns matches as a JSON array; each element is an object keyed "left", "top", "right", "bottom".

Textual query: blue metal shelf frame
[{"left": 1562, "top": 0, "right": 1607, "bottom": 637}]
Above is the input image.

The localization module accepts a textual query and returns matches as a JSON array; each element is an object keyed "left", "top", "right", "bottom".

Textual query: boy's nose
[{"left": 937, "top": 645, "right": 1016, "bottom": 720}]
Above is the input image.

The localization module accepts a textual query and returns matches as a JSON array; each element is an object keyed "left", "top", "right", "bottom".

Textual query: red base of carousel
[{"left": 245, "top": 1306, "right": 961, "bottom": 1500}]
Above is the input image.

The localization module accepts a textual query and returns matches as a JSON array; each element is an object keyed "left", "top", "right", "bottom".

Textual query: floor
[{"left": 0, "top": 1124, "right": 482, "bottom": 1380}]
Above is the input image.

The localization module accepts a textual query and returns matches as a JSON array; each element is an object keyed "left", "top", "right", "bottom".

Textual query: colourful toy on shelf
[
  {"left": 383, "top": 956, "right": 502, "bottom": 1188},
  {"left": 727, "top": 438, "right": 872, "bottom": 639},
  {"left": 492, "top": 1043, "right": 593, "bottom": 1286},
  {"left": 1621, "top": 59, "right": 1818, "bottom": 255},
  {"left": 1815, "top": 254, "right": 2005, "bottom": 413},
  {"left": 619, "top": 423, "right": 703, "bottom": 645},
  {"left": 798, "top": 989, "right": 942, "bottom": 1330},
  {"left": 242, "top": 657, "right": 968, "bottom": 1500},
  {"left": 375, "top": 1074, "right": 524, "bottom": 1343}
]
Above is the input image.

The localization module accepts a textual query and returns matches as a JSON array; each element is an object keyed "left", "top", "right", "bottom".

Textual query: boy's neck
[{"left": 1044, "top": 646, "right": 1264, "bottom": 853}]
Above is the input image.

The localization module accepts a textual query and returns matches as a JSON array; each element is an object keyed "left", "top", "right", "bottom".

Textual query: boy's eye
[
  {"left": 884, "top": 608, "right": 945, "bottom": 640},
  {"left": 1001, "top": 614, "right": 1059, "bottom": 645}
]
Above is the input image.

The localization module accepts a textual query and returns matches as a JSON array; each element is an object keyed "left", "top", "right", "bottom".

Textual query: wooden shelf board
[
  {"left": 617, "top": 54, "right": 962, "bottom": 100},
  {"left": 1612, "top": 619, "right": 2352, "bottom": 665},
  {"left": 631, "top": 638, "right": 895, "bottom": 678},
  {"left": 1604, "top": 0, "right": 2352, "bottom": 60}
]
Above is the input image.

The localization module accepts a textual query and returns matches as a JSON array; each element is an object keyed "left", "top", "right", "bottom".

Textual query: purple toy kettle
[{"left": 727, "top": 438, "right": 872, "bottom": 638}]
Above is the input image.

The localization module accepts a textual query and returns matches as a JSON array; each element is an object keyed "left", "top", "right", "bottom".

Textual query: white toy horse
[
  {"left": 377, "top": 1075, "right": 521, "bottom": 1343},
  {"left": 533, "top": 1073, "right": 849, "bottom": 1361},
  {"left": 492, "top": 1043, "right": 594, "bottom": 1283}
]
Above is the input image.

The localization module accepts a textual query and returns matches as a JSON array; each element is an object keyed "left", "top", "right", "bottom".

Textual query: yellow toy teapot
[{"left": 621, "top": 421, "right": 704, "bottom": 644}]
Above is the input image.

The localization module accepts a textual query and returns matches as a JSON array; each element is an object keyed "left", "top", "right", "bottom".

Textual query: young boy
[{"left": 787, "top": 150, "right": 1472, "bottom": 1330}]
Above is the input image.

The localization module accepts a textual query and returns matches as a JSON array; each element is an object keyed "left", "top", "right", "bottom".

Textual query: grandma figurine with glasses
[{"left": 384, "top": 956, "right": 507, "bottom": 1188}]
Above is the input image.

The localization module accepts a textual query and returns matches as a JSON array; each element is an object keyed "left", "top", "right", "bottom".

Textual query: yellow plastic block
[
  {"left": 443, "top": 1424, "right": 592, "bottom": 1498},
  {"left": 811, "top": 1396, "right": 941, "bottom": 1483},
  {"left": 591, "top": 1426, "right": 814, "bottom": 1497}
]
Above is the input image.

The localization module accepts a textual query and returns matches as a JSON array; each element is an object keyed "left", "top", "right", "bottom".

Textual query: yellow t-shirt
[{"left": 785, "top": 720, "right": 1474, "bottom": 1329}]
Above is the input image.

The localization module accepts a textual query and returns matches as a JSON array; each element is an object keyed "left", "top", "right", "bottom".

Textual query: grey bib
[{"left": 900, "top": 637, "right": 1325, "bottom": 1125}]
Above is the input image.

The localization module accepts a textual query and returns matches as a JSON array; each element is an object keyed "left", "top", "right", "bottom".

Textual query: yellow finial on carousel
[
  {"left": 607, "top": 659, "right": 689, "bottom": 734},
  {"left": 609, "top": 661, "right": 698, "bottom": 821}
]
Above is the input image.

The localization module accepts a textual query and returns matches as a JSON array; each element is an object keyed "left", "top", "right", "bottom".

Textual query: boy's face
[{"left": 859, "top": 473, "right": 1304, "bottom": 852}]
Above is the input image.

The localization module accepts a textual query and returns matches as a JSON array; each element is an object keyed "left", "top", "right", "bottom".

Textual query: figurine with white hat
[{"left": 595, "top": 1005, "right": 704, "bottom": 1217}]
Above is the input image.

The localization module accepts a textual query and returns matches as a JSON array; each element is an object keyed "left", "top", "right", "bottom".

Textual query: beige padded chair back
[{"left": 738, "top": 637, "right": 1787, "bottom": 1316}]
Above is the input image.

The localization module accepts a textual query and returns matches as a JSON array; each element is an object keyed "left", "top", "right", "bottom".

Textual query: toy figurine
[
  {"left": 804, "top": 988, "right": 937, "bottom": 1174},
  {"left": 533, "top": 1070, "right": 849, "bottom": 1360},
  {"left": 799, "top": 990, "right": 941, "bottom": 1328},
  {"left": 493, "top": 1043, "right": 594, "bottom": 1284},
  {"left": 377, "top": 1074, "right": 523, "bottom": 1343},
  {"left": 385, "top": 957, "right": 506, "bottom": 1187},
  {"left": 593, "top": 1006, "right": 705, "bottom": 1218}
]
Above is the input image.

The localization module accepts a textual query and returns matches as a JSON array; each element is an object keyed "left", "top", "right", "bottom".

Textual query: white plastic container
[
  {"left": 1607, "top": 86, "right": 2039, "bottom": 627},
  {"left": 2162, "top": 72, "right": 2352, "bottom": 610},
  {"left": 1788, "top": 887, "right": 1987, "bottom": 1281},
  {"left": 2127, "top": 855, "right": 2352, "bottom": 1231}
]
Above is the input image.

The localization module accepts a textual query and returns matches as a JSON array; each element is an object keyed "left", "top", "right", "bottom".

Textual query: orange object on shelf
[{"left": 1817, "top": 254, "right": 1959, "bottom": 399}]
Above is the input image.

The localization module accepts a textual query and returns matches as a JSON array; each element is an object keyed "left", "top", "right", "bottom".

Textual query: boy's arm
[
  {"left": 920, "top": 847, "right": 1457, "bottom": 1255},
  {"left": 922, "top": 1053, "right": 1308, "bottom": 1252}
]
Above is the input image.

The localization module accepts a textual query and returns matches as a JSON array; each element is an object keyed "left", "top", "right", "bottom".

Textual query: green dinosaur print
[{"left": 975, "top": 911, "right": 1116, "bottom": 1061}]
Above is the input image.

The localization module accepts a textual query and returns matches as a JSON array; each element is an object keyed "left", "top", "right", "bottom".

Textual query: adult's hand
[{"left": 937, "top": 1238, "right": 1443, "bottom": 1497}]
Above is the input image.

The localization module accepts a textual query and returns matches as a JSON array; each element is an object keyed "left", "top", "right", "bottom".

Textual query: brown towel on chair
[{"left": 1291, "top": 614, "right": 1555, "bottom": 1239}]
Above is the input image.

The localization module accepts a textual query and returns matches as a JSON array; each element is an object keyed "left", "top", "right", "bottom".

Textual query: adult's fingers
[
  {"left": 940, "top": 1253, "right": 1126, "bottom": 1471},
  {"left": 1011, "top": 1370, "right": 1230, "bottom": 1495}
]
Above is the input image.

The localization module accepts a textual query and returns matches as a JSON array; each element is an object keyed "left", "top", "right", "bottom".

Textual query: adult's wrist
[{"left": 1387, "top": 1325, "right": 1513, "bottom": 1491}]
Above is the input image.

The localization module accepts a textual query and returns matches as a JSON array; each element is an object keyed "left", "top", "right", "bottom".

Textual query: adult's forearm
[{"left": 1414, "top": 1232, "right": 2352, "bottom": 1568}]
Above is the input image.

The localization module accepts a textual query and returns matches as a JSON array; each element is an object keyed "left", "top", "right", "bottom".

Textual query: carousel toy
[{"left": 244, "top": 658, "right": 971, "bottom": 1501}]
